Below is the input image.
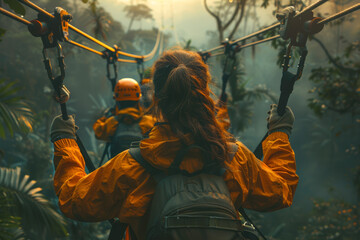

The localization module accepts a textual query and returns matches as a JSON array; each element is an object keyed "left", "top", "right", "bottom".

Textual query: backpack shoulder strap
[{"left": 129, "top": 147, "right": 166, "bottom": 181}]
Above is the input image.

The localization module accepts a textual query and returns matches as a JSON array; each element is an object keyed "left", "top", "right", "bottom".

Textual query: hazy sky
[
  {"left": 100, "top": 0, "right": 212, "bottom": 47},
  {"left": 99, "top": 1, "right": 359, "bottom": 49},
  {"left": 99, "top": 0, "right": 275, "bottom": 48}
]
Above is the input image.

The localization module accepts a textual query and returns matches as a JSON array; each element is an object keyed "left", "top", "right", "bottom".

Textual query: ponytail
[{"left": 153, "top": 50, "right": 229, "bottom": 165}]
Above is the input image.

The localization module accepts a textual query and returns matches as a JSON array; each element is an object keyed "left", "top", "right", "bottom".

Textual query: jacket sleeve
[
  {"left": 225, "top": 132, "right": 298, "bottom": 212},
  {"left": 93, "top": 116, "right": 119, "bottom": 141},
  {"left": 215, "top": 101, "right": 231, "bottom": 130},
  {"left": 53, "top": 139, "right": 130, "bottom": 221}
]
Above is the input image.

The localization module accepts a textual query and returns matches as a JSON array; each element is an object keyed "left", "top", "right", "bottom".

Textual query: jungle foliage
[{"left": 0, "top": 0, "right": 359, "bottom": 239}]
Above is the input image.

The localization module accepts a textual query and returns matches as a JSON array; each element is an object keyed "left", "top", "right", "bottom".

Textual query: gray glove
[
  {"left": 50, "top": 114, "right": 77, "bottom": 142},
  {"left": 267, "top": 104, "right": 295, "bottom": 137}
]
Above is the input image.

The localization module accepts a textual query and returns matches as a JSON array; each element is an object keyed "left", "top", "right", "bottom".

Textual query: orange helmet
[
  {"left": 113, "top": 78, "right": 141, "bottom": 101},
  {"left": 141, "top": 78, "right": 152, "bottom": 85}
]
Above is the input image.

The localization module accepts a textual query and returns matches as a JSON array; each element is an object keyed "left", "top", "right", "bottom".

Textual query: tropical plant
[
  {"left": 296, "top": 198, "right": 360, "bottom": 240},
  {"left": 0, "top": 167, "right": 68, "bottom": 239},
  {"left": 0, "top": 193, "right": 24, "bottom": 240},
  {"left": 307, "top": 40, "right": 360, "bottom": 116},
  {"left": 0, "top": 78, "right": 33, "bottom": 139}
]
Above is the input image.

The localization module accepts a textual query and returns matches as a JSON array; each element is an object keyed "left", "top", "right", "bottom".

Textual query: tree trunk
[{"left": 127, "top": 17, "right": 134, "bottom": 33}]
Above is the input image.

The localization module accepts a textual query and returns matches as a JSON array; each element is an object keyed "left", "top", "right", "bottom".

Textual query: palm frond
[
  {"left": 0, "top": 79, "right": 33, "bottom": 138},
  {"left": 0, "top": 190, "right": 24, "bottom": 240},
  {"left": 0, "top": 167, "right": 68, "bottom": 238}
]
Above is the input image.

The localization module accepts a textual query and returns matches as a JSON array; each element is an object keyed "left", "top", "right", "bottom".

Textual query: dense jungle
[{"left": 0, "top": 0, "right": 359, "bottom": 239}]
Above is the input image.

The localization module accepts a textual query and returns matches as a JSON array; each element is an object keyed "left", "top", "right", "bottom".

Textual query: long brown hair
[{"left": 152, "top": 50, "right": 229, "bottom": 165}]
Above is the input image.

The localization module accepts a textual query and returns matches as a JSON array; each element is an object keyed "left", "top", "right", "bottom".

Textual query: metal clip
[
  {"left": 42, "top": 42, "right": 65, "bottom": 92},
  {"left": 103, "top": 45, "right": 120, "bottom": 90},
  {"left": 136, "top": 57, "right": 145, "bottom": 82}
]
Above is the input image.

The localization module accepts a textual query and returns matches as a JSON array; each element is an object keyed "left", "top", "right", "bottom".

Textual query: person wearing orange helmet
[{"left": 93, "top": 78, "right": 156, "bottom": 158}]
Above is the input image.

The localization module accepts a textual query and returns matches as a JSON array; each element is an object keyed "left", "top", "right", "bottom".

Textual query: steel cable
[
  {"left": 3, "top": 0, "right": 358, "bottom": 63},
  {"left": 318, "top": 3, "right": 360, "bottom": 25},
  {"left": 205, "top": 0, "right": 330, "bottom": 54},
  {"left": 16, "top": 0, "right": 161, "bottom": 61},
  {"left": 0, "top": 7, "right": 31, "bottom": 25},
  {"left": 144, "top": 30, "right": 162, "bottom": 60}
]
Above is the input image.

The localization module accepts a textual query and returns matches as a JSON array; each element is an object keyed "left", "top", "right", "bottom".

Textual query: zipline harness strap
[
  {"left": 28, "top": 7, "right": 97, "bottom": 171},
  {"left": 137, "top": 57, "right": 145, "bottom": 83},
  {"left": 103, "top": 46, "right": 120, "bottom": 91},
  {"left": 253, "top": 6, "right": 324, "bottom": 159},
  {"left": 221, "top": 40, "right": 240, "bottom": 98}
]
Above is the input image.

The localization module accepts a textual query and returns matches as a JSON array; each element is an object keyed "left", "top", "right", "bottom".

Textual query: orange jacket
[
  {"left": 93, "top": 107, "right": 156, "bottom": 141},
  {"left": 53, "top": 127, "right": 298, "bottom": 240}
]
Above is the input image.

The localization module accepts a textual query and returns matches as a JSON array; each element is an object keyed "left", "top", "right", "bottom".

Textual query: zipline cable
[
  {"left": 67, "top": 39, "right": 104, "bottom": 56},
  {"left": 205, "top": 0, "right": 329, "bottom": 55},
  {"left": 0, "top": 7, "right": 31, "bottom": 25},
  {"left": 232, "top": 22, "right": 280, "bottom": 44},
  {"left": 318, "top": 3, "right": 360, "bottom": 25},
  {"left": 16, "top": 0, "right": 161, "bottom": 61},
  {"left": 238, "top": 35, "right": 280, "bottom": 50},
  {"left": 17, "top": 0, "right": 116, "bottom": 52},
  {"left": 143, "top": 30, "right": 162, "bottom": 60},
  {"left": 233, "top": 0, "right": 329, "bottom": 44},
  {"left": 294, "top": 0, "right": 329, "bottom": 18}
]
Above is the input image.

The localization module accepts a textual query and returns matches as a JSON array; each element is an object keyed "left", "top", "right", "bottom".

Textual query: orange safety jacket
[
  {"left": 93, "top": 107, "right": 156, "bottom": 141},
  {"left": 53, "top": 126, "right": 298, "bottom": 240}
]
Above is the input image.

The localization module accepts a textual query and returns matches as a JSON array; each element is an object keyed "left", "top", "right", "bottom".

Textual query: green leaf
[
  {"left": 4, "top": 0, "right": 26, "bottom": 16},
  {"left": 0, "top": 79, "right": 33, "bottom": 138}
]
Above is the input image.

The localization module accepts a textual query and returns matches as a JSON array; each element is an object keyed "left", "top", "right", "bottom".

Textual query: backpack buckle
[{"left": 130, "top": 141, "right": 140, "bottom": 148}]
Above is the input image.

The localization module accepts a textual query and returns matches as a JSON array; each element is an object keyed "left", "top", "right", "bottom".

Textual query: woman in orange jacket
[{"left": 50, "top": 50, "right": 298, "bottom": 240}]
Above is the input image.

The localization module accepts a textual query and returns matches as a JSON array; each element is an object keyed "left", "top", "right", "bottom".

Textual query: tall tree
[
  {"left": 204, "top": 0, "right": 247, "bottom": 42},
  {"left": 124, "top": 3, "right": 153, "bottom": 33}
]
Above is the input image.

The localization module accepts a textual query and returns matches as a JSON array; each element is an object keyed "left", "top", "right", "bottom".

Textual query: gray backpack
[
  {"left": 110, "top": 119, "right": 143, "bottom": 158},
  {"left": 128, "top": 143, "right": 261, "bottom": 240}
]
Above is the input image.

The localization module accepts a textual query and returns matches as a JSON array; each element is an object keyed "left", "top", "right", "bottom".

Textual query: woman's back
[{"left": 50, "top": 49, "right": 298, "bottom": 240}]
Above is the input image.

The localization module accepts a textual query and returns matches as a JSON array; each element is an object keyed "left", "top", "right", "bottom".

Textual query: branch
[
  {"left": 228, "top": 0, "right": 246, "bottom": 39},
  {"left": 223, "top": 0, "right": 241, "bottom": 31},
  {"left": 204, "top": 0, "right": 222, "bottom": 25},
  {"left": 204, "top": 0, "right": 224, "bottom": 41},
  {"left": 312, "top": 37, "right": 354, "bottom": 72}
]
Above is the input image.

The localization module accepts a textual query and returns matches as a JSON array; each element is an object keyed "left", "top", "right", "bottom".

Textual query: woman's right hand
[{"left": 267, "top": 104, "right": 295, "bottom": 137}]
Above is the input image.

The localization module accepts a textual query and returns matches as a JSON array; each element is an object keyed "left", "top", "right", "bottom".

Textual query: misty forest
[{"left": 0, "top": 0, "right": 359, "bottom": 239}]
